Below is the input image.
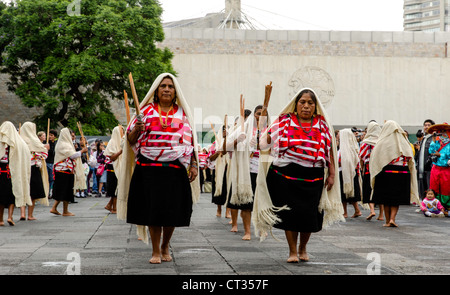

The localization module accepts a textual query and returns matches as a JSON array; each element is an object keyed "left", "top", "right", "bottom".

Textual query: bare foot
[
  {"left": 299, "top": 248, "right": 309, "bottom": 262},
  {"left": 104, "top": 205, "right": 111, "bottom": 211},
  {"left": 351, "top": 212, "right": 362, "bottom": 218},
  {"left": 110, "top": 210, "right": 116, "bottom": 214},
  {"left": 7, "top": 219, "right": 14, "bottom": 226},
  {"left": 389, "top": 220, "right": 398, "bottom": 227},
  {"left": 50, "top": 209, "right": 61, "bottom": 215},
  {"left": 366, "top": 213, "right": 376, "bottom": 220},
  {"left": 161, "top": 246, "right": 172, "bottom": 262},
  {"left": 0, "top": 221, "right": 4, "bottom": 226},
  {"left": 287, "top": 255, "right": 299, "bottom": 263},
  {"left": 230, "top": 225, "right": 238, "bottom": 232},
  {"left": 242, "top": 233, "right": 251, "bottom": 240},
  {"left": 28, "top": 216, "right": 36, "bottom": 221},
  {"left": 343, "top": 213, "right": 348, "bottom": 218},
  {"left": 149, "top": 256, "right": 161, "bottom": 264},
  {"left": 62, "top": 212, "right": 75, "bottom": 216},
  {"left": 377, "top": 216, "right": 384, "bottom": 221}
]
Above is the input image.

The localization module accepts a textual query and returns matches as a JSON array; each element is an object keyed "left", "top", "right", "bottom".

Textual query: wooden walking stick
[
  {"left": 76, "top": 121, "right": 89, "bottom": 161},
  {"left": 123, "top": 90, "right": 131, "bottom": 125},
  {"left": 209, "top": 121, "right": 218, "bottom": 141},
  {"left": 259, "top": 81, "right": 273, "bottom": 147},
  {"left": 128, "top": 73, "right": 141, "bottom": 120},
  {"left": 46, "top": 118, "right": 50, "bottom": 144}
]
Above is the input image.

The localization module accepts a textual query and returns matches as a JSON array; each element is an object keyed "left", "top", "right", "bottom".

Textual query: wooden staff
[
  {"left": 18, "top": 123, "right": 21, "bottom": 134},
  {"left": 46, "top": 118, "right": 50, "bottom": 144},
  {"left": 259, "top": 81, "right": 273, "bottom": 148},
  {"left": 76, "top": 121, "right": 89, "bottom": 161},
  {"left": 123, "top": 90, "right": 131, "bottom": 125},
  {"left": 209, "top": 121, "right": 218, "bottom": 141},
  {"left": 128, "top": 72, "right": 140, "bottom": 117}
]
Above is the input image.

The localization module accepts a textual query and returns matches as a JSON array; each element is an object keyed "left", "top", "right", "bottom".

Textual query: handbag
[{"left": 96, "top": 163, "right": 105, "bottom": 176}]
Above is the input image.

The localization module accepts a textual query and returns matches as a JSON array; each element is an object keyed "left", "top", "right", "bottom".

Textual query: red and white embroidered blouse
[
  {"left": 268, "top": 113, "right": 332, "bottom": 168},
  {"left": 127, "top": 102, "right": 194, "bottom": 168}
]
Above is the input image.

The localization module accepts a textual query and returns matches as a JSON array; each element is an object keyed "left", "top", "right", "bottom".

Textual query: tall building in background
[{"left": 404, "top": 0, "right": 450, "bottom": 31}]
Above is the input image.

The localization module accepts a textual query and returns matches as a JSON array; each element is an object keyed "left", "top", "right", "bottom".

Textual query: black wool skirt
[
  {"left": 362, "top": 170, "right": 372, "bottom": 204},
  {"left": 211, "top": 167, "right": 227, "bottom": 206},
  {"left": 0, "top": 163, "right": 14, "bottom": 206},
  {"left": 106, "top": 164, "right": 117, "bottom": 198},
  {"left": 267, "top": 163, "right": 324, "bottom": 233},
  {"left": 339, "top": 170, "right": 361, "bottom": 203},
  {"left": 30, "top": 165, "right": 46, "bottom": 200},
  {"left": 371, "top": 165, "right": 411, "bottom": 206},
  {"left": 52, "top": 171, "right": 75, "bottom": 202},
  {"left": 126, "top": 157, "right": 193, "bottom": 227}
]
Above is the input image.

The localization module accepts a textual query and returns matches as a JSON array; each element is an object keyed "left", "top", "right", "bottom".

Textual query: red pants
[{"left": 430, "top": 165, "right": 450, "bottom": 197}]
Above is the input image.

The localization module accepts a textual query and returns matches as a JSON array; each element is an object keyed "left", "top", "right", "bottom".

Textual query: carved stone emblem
[{"left": 288, "top": 66, "right": 335, "bottom": 108}]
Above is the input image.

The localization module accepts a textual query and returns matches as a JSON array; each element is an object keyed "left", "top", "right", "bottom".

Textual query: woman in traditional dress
[
  {"left": 20, "top": 122, "right": 49, "bottom": 220},
  {"left": 50, "top": 128, "right": 87, "bottom": 216},
  {"left": 253, "top": 88, "right": 343, "bottom": 263},
  {"left": 338, "top": 128, "right": 362, "bottom": 218},
  {"left": 428, "top": 123, "right": 450, "bottom": 209},
  {"left": 369, "top": 120, "right": 419, "bottom": 227},
  {"left": 104, "top": 125, "right": 123, "bottom": 214},
  {"left": 117, "top": 73, "right": 200, "bottom": 264},
  {"left": 225, "top": 109, "right": 254, "bottom": 240},
  {"left": 0, "top": 121, "right": 32, "bottom": 226},
  {"left": 359, "top": 121, "right": 383, "bottom": 220}
]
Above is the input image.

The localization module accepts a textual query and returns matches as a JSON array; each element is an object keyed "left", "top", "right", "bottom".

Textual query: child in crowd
[{"left": 420, "top": 189, "right": 448, "bottom": 217}]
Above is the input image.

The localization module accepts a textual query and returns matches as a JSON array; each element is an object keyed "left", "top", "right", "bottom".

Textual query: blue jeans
[
  {"left": 46, "top": 163, "right": 54, "bottom": 189},
  {"left": 88, "top": 166, "right": 98, "bottom": 192}
]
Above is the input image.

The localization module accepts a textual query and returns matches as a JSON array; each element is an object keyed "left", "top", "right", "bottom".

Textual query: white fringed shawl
[
  {"left": 116, "top": 73, "right": 200, "bottom": 244},
  {"left": 339, "top": 128, "right": 361, "bottom": 199},
  {"left": 104, "top": 125, "right": 123, "bottom": 184},
  {"left": 0, "top": 121, "right": 32, "bottom": 207},
  {"left": 362, "top": 121, "right": 381, "bottom": 146},
  {"left": 54, "top": 128, "right": 85, "bottom": 193},
  {"left": 214, "top": 125, "right": 230, "bottom": 197},
  {"left": 252, "top": 88, "right": 344, "bottom": 240},
  {"left": 226, "top": 116, "right": 254, "bottom": 205},
  {"left": 20, "top": 122, "right": 49, "bottom": 206},
  {"left": 369, "top": 120, "right": 419, "bottom": 204}
]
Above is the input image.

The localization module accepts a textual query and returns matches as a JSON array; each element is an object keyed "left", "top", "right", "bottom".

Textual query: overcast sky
[
  {"left": 0, "top": 0, "right": 405, "bottom": 31},
  {"left": 161, "top": 0, "right": 405, "bottom": 31}
]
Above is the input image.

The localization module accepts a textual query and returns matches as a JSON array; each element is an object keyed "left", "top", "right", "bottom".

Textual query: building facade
[{"left": 404, "top": 0, "right": 450, "bottom": 32}]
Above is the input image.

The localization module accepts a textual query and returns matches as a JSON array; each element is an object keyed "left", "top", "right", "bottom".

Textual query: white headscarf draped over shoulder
[
  {"left": 369, "top": 120, "right": 419, "bottom": 204},
  {"left": 0, "top": 121, "right": 32, "bottom": 207},
  {"left": 362, "top": 121, "right": 381, "bottom": 146},
  {"left": 104, "top": 125, "right": 123, "bottom": 181},
  {"left": 116, "top": 73, "right": 200, "bottom": 244},
  {"left": 20, "top": 122, "right": 49, "bottom": 205},
  {"left": 252, "top": 88, "right": 344, "bottom": 240},
  {"left": 339, "top": 128, "right": 361, "bottom": 199}
]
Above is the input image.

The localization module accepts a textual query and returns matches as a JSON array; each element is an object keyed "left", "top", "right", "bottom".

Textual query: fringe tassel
[
  {"left": 252, "top": 205, "right": 289, "bottom": 242},
  {"left": 136, "top": 225, "right": 149, "bottom": 244}
]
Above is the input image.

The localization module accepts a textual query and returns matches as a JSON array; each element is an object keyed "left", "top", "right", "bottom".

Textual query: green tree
[{"left": 0, "top": 0, "right": 175, "bottom": 135}]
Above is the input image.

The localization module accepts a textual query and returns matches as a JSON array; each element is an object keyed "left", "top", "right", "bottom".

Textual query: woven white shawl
[
  {"left": 0, "top": 121, "right": 32, "bottom": 207},
  {"left": 339, "top": 128, "right": 361, "bottom": 199},
  {"left": 116, "top": 73, "right": 200, "bottom": 244},
  {"left": 226, "top": 116, "right": 253, "bottom": 205},
  {"left": 20, "top": 122, "right": 49, "bottom": 206},
  {"left": 104, "top": 125, "right": 123, "bottom": 182},
  {"left": 213, "top": 125, "right": 230, "bottom": 197},
  {"left": 362, "top": 121, "right": 381, "bottom": 146},
  {"left": 252, "top": 88, "right": 344, "bottom": 240},
  {"left": 369, "top": 120, "right": 419, "bottom": 204}
]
